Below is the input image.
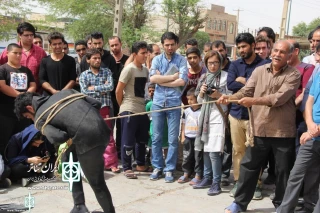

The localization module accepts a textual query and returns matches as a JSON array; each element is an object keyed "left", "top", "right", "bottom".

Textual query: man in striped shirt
[{"left": 79, "top": 48, "right": 120, "bottom": 172}]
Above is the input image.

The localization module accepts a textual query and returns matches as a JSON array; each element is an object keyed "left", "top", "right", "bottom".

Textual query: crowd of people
[{"left": 0, "top": 20, "right": 320, "bottom": 213}]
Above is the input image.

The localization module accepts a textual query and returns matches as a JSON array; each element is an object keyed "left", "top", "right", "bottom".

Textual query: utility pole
[
  {"left": 286, "top": 0, "right": 292, "bottom": 36},
  {"left": 279, "top": 0, "right": 290, "bottom": 39},
  {"left": 233, "top": 8, "right": 243, "bottom": 33},
  {"left": 113, "top": 0, "right": 124, "bottom": 37}
]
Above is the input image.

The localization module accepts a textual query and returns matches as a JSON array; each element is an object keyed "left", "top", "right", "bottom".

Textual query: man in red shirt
[{"left": 0, "top": 22, "right": 47, "bottom": 92}]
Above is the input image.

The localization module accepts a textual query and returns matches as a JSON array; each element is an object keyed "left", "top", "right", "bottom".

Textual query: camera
[{"left": 206, "top": 85, "right": 220, "bottom": 95}]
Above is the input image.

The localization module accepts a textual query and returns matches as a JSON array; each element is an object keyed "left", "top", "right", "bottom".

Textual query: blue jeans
[
  {"left": 203, "top": 152, "right": 222, "bottom": 183},
  {"left": 151, "top": 104, "right": 181, "bottom": 172}
]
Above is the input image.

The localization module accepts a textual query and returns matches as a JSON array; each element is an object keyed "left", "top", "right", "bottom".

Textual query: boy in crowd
[
  {"left": 116, "top": 41, "right": 151, "bottom": 179},
  {"left": 178, "top": 87, "right": 202, "bottom": 184},
  {"left": 0, "top": 43, "right": 36, "bottom": 157}
]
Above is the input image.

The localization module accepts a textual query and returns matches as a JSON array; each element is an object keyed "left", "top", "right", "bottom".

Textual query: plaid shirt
[
  {"left": 0, "top": 42, "right": 47, "bottom": 91},
  {"left": 79, "top": 67, "right": 114, "bottom": 108}
]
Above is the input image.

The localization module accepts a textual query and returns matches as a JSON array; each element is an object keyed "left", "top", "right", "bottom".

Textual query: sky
[
  {"left": 204, "top": 0, "right": 320, "bottom": 35},
  {"left": 30, "top": 0, "right": 320, "bottom": 35}
]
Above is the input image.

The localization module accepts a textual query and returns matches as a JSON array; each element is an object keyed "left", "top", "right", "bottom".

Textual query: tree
[
  {"left": 292, "top": 22, "right": 308, "bottom": 37},
  {"left": 194, "top": 31, "right": 210, "bottom": 51},
  {"left": 37, "top": 0, "right": 155, "bottom": 48},
  {"left": 36, "top": 0, "right": 115, "bottom": 41},
  {"left": 292, "top": 17, "right": 320, "bottom": 37},
  {"left": 0, "top": 0, "right": 33, "bottom": 40},
  {"left": 121, "top": 0, "right": 156, "bottom": 47},
  {"left": 162, "top": 0, "right": 207, "bottom": 48}
]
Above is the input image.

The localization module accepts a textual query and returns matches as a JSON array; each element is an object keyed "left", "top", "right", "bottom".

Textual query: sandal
[
  {"left": 177, "top": 175, "right": 190, "bottom": 183},
  {"left": 189, "top": 177, "right": 202, "bottom": 186},
  {"left": 124, "top": 170, "right": 137, "bottom": 179},
  {"left": 136, "top": 166, "right": 153, "bottom": 172},
  {"left": 224, "top": 202, "right": 242, "bottom": 213},
  {"left": 111, "top": 167, "right": 121, "bottom": 173}
]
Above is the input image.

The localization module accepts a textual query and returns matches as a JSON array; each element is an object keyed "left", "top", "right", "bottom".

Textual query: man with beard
[
  {"left": 80, "top": 32, "right": 117, "bottom": 75},
  {"left": 221, "top": 40, "right": 300, "bottom": 213},
  {"left": 211, "top": 40, "right": 231, "bottom": 71},
  {"left": 108, "top": 36, "right": 129, "bottom": 158},
  {"left": 227, "top": 33, "right": 268, "bottom": 199}
]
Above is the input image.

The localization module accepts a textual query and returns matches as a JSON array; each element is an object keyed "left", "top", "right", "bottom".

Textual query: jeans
[
  {"left": 203, "top": 152, "right": 222, "bottom": 183},
  {"left": 277, "top": 139, "right": 320, "bottom": 213},
  {"left": 151, "top": 104, "right": 181, "bottom": 172}
]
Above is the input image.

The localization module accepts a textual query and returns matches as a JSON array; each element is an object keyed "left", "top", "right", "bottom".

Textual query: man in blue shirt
[
  {"left": 227, "top": 33, "right": 268, "bottom": 198},
  {"left": 278, "top": 45, "right": 320, "bottom": 213},
  {"left": 149, "top": 32, "right": 188, "bottom": 183}
]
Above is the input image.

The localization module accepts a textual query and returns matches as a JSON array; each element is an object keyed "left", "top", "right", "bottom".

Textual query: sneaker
[
  {"left": 229, "top": 182, "right": 238, "bottom": 197},
  {"left": 0, "top": 189, "right": 7, "bottom": 194},
  {"left": 207, "top": 182, "right": 221, "bottom": 196},
  {"left": 221, "top": 176, "right": 230, "bottom": 186},
  {"left": 193, "top": 178, "right": 212, "bottom": 189},
  {"left": 0, "top": 178, "right": 11, "bottom": 188},
  {"left": 294, "top": 206, "right": 313, "bottom": 213},
  {"left": 21, "top": 178, "right": 30, "bottom": 187},
  {"left": 270, "top": 192, "right": 275, "bottom": 200},
  {"left": 70, "top": 204, "right": 90, "bottom": 213},
  {"left": 264, "top": 174, "right": 276, "bottom": 185},
  {"left": 164, "top": 172, "right": 174, "bottom": 183},
  {"left": 149, "top": 168, "right": 163, "bottom": 180},
  {"left": 253, "top": 185, "right": 262, "bottom": 200}
]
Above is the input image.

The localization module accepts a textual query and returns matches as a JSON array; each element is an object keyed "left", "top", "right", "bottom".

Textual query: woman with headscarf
[{"left": 193, "top": 50, "right": 231, "bottom": 196}]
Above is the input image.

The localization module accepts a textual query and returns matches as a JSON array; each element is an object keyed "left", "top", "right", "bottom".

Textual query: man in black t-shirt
[
  {"left": 0, "top": 43, "right": 35, "bottom": 156},
  {"left": 39, "top": 32, "right": 76, "bottom": 96},
  {"left": 108, "top": 36, "right": 129, "bottom": 158}
]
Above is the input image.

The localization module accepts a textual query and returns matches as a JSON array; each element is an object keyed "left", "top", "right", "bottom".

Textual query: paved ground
[{"left": 0, "top": 169, "right": 277, "bottom": 213}]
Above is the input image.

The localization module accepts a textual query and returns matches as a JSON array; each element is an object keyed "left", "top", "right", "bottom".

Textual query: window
[
  {"left": 222, "top": 20, "right": 226, "bottom": 31},
  {"left": 229, "top": 23, "right": 234, "bottom": 34},
  {"left": 217, "top": 20, "right": 221, "bottom": 31},
  {"left": 212, "top": 20, "right": 216, "bottom": 30},
  {"left": 206, "top": 19, "right": 211, "bottom": 29}
]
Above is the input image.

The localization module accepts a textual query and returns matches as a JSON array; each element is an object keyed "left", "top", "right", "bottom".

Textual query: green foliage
[
  {"left": 292, "top": 17, "right": 320, "bottom": 37},
  {"left": 0, "top": 0, "right": 32, "bottom": 40},
  {"left": 37, "top": 0, "right": 115, "bottom": 42},
  {"left": 162, "top": 0, "right": 207, "bottom": 48},
  {"left": 194, "top": 31, "right": 210, "bottom": 51}
]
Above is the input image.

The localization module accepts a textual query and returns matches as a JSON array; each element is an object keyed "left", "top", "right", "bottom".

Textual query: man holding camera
[{"left": 227, "top": 33, "right": 268, "bottom": 199}]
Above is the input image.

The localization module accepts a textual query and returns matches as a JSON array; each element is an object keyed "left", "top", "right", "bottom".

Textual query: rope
[
  {"left": 106, "top": 99, "right": 255, "bottom": 147},
  {"left": 245, "top": 107, "right": 254, "bottom": 147},
  {"left": 35, "top": 93, "right": 87, "bottom": 134},
  {"left": 104, "top": 99, "right": 240, "bottom": 120}
]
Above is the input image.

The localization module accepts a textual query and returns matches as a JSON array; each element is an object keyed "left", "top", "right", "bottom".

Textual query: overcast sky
[
  {"left": 31, "top": 0, "right": 319, "bottom": 36},
  {"left": 204, "top": 0, "right": 320, "bottom": 35}
]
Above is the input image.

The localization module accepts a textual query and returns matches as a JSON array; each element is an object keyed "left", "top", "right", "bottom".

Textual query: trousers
[
  {"left": 234, "top": 137, "right": 295, "bottom": 210},
  {"left": 64, "top": 145, "right": 115, "bottom": 213}
]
